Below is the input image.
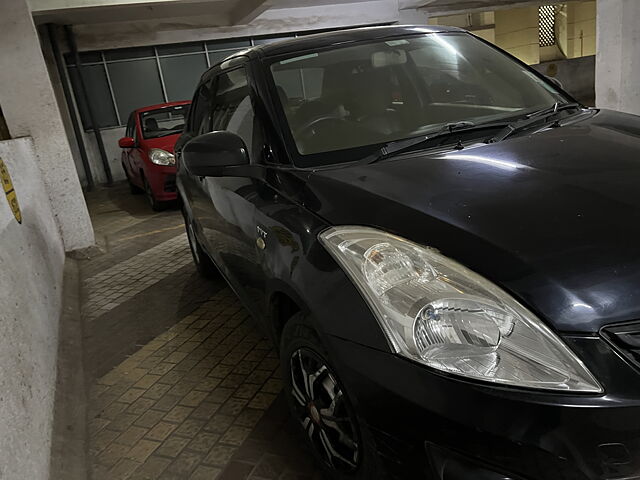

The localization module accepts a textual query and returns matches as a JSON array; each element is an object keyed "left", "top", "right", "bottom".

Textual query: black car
[{"left": 176, "top": 25, "right": 640, "bottom": 480}]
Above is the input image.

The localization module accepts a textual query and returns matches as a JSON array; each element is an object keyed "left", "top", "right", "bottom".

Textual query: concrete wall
[
  {"left": 0, "top": 137, "right": 65, "bottom": 480},
  {"left": 81, "top": 128, "right": 127, "bottom": 185},
  {"left": 531, "top": 55, "right": 595, "bottom": 105},
  {"left": 494, "top": 6, "right": 540, "bottom": 65},
  {"left": 0, "top": 0, "right": 94, "bottom": 251}
]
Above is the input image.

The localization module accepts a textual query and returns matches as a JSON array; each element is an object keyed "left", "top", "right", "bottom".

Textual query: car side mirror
[
  {"left": 182, "top": 131, "right": 249, "bottom": 177},
  {"left": 546, "top": 75, "right": 564, "bottom": 90},
  {"left": 118, "top": 137, "right": 135, "bottom": 148}
]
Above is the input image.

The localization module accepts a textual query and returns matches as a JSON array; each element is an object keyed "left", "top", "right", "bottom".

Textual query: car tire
[
  {"left": 123, "top": 164, "right": 142, "bottom": 194},
  {"left": 183, "top": 210, "right": 218, "bottom": 278},
  {"left": 280, "top": 314, "right": 382, "bottom": 480},
  {"left": 143, "top": 175, "right": 164, "bottom": 211}
]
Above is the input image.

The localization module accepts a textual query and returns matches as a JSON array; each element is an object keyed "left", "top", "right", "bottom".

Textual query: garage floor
[{"left": 81, "top": 183, "right": 321, "bottom": 480}]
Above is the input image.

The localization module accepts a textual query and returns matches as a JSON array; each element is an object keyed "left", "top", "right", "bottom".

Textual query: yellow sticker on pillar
[{"left": 0, "top": 156, "right": 22, "bottom": 224}]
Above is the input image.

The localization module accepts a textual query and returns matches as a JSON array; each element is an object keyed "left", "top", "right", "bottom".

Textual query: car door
[
  {"left": 122, "top": 113, "right": 138, "bottom": 183},
  {"left": 129, "top": 116, "right": 146, "bottom": 186},
  {"left": 177, "top": 78, "right": 216, "bottom": 229},
  {"left": 197, "top": 66, "right": 267, "bottom": 317}
]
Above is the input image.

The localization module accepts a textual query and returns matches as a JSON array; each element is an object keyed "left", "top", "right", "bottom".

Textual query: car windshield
[
  {"left": 140, "top": 104, "right": 188, "bottom": 139},
  {"left": 269, "top": 32, "right": 568, "bottom": 166}
]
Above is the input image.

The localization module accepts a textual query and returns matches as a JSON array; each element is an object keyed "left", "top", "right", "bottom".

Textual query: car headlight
[
  {"left": 149, "top": 149, "right": 175, "bottom": 166},
  {"left": 319, "top": 226, "right": 602, "bottom": 393}
]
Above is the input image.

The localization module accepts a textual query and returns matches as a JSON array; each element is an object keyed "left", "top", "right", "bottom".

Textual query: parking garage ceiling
[{"left": 30, "top": 0, "right": 587, "bottom": 25}]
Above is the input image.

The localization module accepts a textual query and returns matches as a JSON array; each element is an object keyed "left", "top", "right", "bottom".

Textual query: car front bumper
[
  {"left": 146, "top": 165, "right": 177, "bottom": 201},
  {"left": 327, "top": 334, "right": 640, "bottom": 480}
]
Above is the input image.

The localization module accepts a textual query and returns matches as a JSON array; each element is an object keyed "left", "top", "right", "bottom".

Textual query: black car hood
[{"left": 304, "top": 109, "right": 640, "bottom": 333}]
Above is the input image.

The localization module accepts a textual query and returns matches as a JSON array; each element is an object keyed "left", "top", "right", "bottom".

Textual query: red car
[{"left": 119, "top": 101, "right": 190, "bottom": 210}]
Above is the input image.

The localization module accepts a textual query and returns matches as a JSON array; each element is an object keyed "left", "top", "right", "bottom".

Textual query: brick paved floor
[{"left": 81, "top": 183, "right": 321, "bottom": 479}]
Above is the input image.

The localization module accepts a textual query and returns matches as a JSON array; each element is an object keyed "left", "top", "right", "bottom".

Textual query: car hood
[
  {"left": 142, "top": 134, "right": 181, "bottom": 152},
  {"left": 305, "top": 109, "right": 640, "bottom": 333}
]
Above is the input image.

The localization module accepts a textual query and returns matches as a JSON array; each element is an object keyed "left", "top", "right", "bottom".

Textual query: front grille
[
  {"left": 164, "top": 175, "right": 176, "bottom": 192},
  {"left": 602, "top": 321, "right": 640, "bottom": 371}
]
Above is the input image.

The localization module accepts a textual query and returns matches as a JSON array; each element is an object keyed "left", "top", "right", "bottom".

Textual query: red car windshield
[{"left": 140, "top": 105, "right": 188, "bottom": 139}]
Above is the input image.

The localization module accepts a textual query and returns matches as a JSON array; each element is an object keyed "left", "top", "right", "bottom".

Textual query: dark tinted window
[
  {"left": 188, "top": 81, "right": 213, "bottom": 135},
  {"left": 270, "top": 33, "right": 567, "bottom": 163},
  {"left": 210, "top": 68, "right": 259, "bottom": 160}
]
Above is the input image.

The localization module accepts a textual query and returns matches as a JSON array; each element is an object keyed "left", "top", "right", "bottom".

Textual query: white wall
[
  {"left": 0, "top": 137, "right": 65, "bottom": 480},
  {"left": 0, "top": 0, "right": 93, "bottom": 251},
  {"left": 80, "top": 127, "right": 127, "bottom": 185}
]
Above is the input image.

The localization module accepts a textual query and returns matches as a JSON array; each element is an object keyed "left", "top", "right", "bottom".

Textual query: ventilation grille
[
  {"left": 602, "top": 321, "right": 640, "bottom": 371},
  {"left": 539, "top": 5, "right": 558, "bottom": 47}
]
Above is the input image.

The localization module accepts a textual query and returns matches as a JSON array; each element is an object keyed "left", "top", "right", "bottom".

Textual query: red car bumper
[{"left": 146, "top": 165, "right": 177, "bottom": 202}]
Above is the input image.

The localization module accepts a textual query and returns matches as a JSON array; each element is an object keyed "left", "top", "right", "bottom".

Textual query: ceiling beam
[{"left": 228, "top": 0, "right": 269, "bottom": 25}]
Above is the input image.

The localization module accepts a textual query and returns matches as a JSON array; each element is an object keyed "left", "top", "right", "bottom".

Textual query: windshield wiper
[
  {"left": 368, "top": 121, "right": 489, "bottom": 164},
  {"left": 488, "top": 102, "right": 582, "bottom": 143}
]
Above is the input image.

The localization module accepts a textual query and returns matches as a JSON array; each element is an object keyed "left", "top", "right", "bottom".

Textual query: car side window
[
  {"left": 209, "top": 67, "right": 263, "bottom": 162},
  {"left": 125, "top": 113, "right": 136, "bottom": 139},
  {"left": 188, "top": 80, "right": 214, "bottom": 136}
]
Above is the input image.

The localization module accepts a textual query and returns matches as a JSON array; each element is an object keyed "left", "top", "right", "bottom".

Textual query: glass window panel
[
  {"left": 206, "top": 38, "right": 251, "bottom": 51},
  {"left": 67, "top": 64, "right": 118, "bottom": 129},
  {"left": 157, "top": 42, "right": 204, "bottom": 56},
  {"left": 140, "top": 105, "right": 188, "bottom": 139},
  {"left": 208, "top": 49, "right": 244, "bottom": 67},
  {"left": 160, "top": 54, "right": 208, "bottom": 102},
  {"left": 105, "top": 46, "right": 155, "bottom": 61},
  {"left": 64, "top": 51, "right": 103, "bottom": 66},
  {"left": 107, "top": 58, "right": 164, "bottom": 121},
  {"left": 253, "top": 35, "right": 294, "bottom": 45}
]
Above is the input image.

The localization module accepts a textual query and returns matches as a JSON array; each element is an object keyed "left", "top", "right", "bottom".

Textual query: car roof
[
  {"left": 210, "top": 24, "right": 464, "bottom": 70},
  {"left": 135, "top": 100, "right": 191, "bottom": 114}
]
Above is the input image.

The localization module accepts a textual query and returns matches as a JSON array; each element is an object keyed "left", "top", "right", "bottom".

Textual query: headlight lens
[
  {"left": 149, "top": 149, "right": 175, "bottom": 166},
  {"left": 319, "top": 226, "right": 602, "bottom": 393}
]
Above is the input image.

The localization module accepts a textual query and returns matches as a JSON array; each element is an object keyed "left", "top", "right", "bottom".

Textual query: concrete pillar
[
  {"left": 596, "top": 0, "right": 640, "bottom": 115},
  {"left": 0, "top": 0, "right": 94, "bottom": 251}
]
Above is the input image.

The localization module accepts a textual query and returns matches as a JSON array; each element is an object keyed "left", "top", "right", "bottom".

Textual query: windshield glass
[
  {"left": 269, "top": 32, "right": 567, "bottom": 166},
  {"left": 140, "top": 104, "right": 189, "bottom": 139}
]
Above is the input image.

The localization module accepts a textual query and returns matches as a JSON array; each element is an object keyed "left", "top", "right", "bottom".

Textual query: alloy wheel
[{"left": 289, "top": 348, "right": 360, "bottom": 473}]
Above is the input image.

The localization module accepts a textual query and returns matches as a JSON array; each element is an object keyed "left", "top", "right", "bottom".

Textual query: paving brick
[
  {"left": 190, "top": 465, "right": 222, "bottom": 480},
  {"left": 190, "top": 401, "right": 221, "bottom": 420},
  {"left": 203, "top": 444, "right": 237, "bottom": 467},
  {"left": 143, "top": 383, "right": 171, "bottom": 400},
  {"left": 155, "top": 435, "right": 191, "bottom": 458},
  {"left": 220, "top": 426, "right": 252, "bottom": 447},
  {"left": 133, "top": 374, "right": 162, "bottom": 389},
  {"left": 171, "top": 418, "right": 204, "bottom": 438},
  {"left": 130, "top": 455, "right": 171, "bottom": 479},
  {"left": 116, "top": 426, "right": 148, "bottom": 447},
  {"left": 188, "top": 432, "right": 221, "bottom": 453},
  {"left": 146, "top": 422, "right": 177, "bottom": 442},
  {"left": 109, "top": 458, "right": 142, "bottom": 479},
  {"left": 166, "top": 451, "right": 204, "bottom": 476},
  {"left": 135, "top": 409, "right": 165, "bottom": 429},
  {"left": 124, "top": 439, "right": 160, "bottom": 464},
  {"left": 164, "top": 405, "right": 194, "bottom": 423},
  {"left": 97, "top": 442, "right": 130, "bottom": 468},
  {"left": 180, "top": 390, "right": 208, "bottom": 407},
  {"left": 204, "top": 414, "right": 235, "bottom": 434}
]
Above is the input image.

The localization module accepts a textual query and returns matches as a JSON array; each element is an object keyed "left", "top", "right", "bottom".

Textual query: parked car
[
  {"left": 176, "top": 26, "right": 640, "bottom": 480},
  {"left": 119, "top": 101, "right": 190, "bottom": 210}
]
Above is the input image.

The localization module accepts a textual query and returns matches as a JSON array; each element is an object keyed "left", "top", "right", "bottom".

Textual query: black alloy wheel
[{"left": 289, "top": 347, "right": 361, "bottom": 473}]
